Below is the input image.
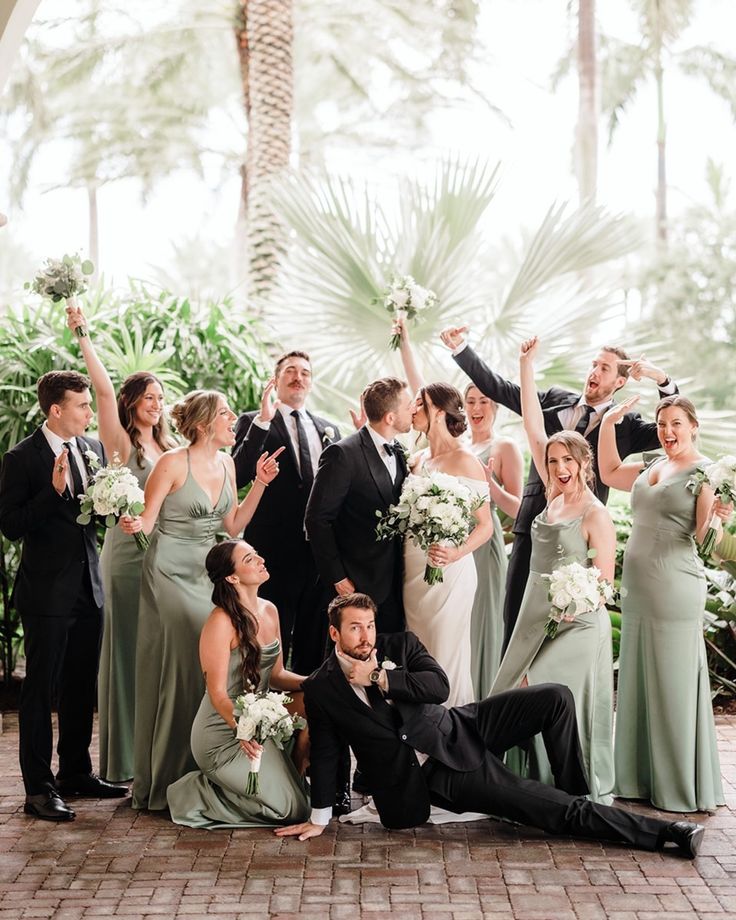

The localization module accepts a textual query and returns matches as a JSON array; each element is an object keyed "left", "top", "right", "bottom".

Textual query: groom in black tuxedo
[
  {"left": 440, "top": 326, "right": 678, "bottom": 646},
  {"left": 305, "top": 377, "right": 413, "bottom": 634},
  {"left": 0, "top": 371, "right": 127, "bottom": 821},
  {"left": 233, "top": 351, "right": 341, "bottom": 672},
  {"left": 276, "top": 593, "right": 704, "bottom": 857}
]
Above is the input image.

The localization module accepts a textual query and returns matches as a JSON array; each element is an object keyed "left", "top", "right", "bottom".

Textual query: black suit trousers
[
  {"left": 424, "top": 684, "right": 664, "bottom": 850},
  {"left": 19, "top": 569, "right": 103, "bottom": 794},
  {"left": 502, "top": 531, "right": 532, "bottom": 651}
]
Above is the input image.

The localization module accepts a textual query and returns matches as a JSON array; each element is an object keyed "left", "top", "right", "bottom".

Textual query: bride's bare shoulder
[{"left": 439, "top": 448, "right": 485, "bottom": 480}]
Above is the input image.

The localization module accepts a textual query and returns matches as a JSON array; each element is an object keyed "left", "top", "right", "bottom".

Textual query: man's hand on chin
[{"left": 274, "top": 821, "right": 327, "bottom": 841}]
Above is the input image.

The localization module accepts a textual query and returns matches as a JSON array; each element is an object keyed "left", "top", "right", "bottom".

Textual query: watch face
[{"left": 369, "top": 669, "right": 380, "bottom": 683}]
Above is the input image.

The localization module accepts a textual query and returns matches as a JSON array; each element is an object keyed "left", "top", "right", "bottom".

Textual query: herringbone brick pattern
[{"left": 0, "top": 714, "right": 734, "bottom": 919}]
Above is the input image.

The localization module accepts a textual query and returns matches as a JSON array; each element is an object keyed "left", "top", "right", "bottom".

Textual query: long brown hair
[
  {"left": 205, "top": 541, "right": 261, "bottom": 691},
  {"left": 421, "top": 382, "right": 467, "bottom": 438},
  {"left": 118, "top": 372, "right": 176, "bottom": 468}
]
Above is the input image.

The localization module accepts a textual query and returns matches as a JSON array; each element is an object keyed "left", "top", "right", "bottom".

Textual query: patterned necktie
[
  {"left": 574, "top": 405, "right": 594, "bottom": 437},
  {"left": 63, "top": 441, "right": 85, "bottom": 499},
  {"left": 291, "top": 410, "right": 314, "bottom": 489}
]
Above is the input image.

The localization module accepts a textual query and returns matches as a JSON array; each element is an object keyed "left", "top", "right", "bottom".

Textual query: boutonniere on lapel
[
  {"left": 322, "top": 426, "right": 336, "bottom": 444},
  {"left": 83, "top": 448, "right": 101, "bottom": 472},
  {"left": 381, "top": 659, "right": 399, "bottom": 671}
]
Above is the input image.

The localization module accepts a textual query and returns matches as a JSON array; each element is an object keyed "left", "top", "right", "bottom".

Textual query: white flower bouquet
[
  {"left": 375, "top": 274, "right": 438, "bottom": 350},
  {"left": 233, "top": 690, "right": 306, "bottom": 795},
  {"left": 376, "top": 472, "right": 484, "bottom": 585},
  {"left": 76, "top": 452, "right": 148, "bottom": 550},
  {"left": 687, "top": 455, "right": 736, "bottom": 555},
  {"left": 26, "top": 254, "right": 95, "bottom": 338},
  {"left": 542, "top": 561, "right": 614, "bottom": 639}
]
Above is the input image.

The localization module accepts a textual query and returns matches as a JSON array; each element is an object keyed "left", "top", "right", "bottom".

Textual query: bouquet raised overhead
[
  {"left": 26, "top": 254, "right": 94, "bottom": 337},
  {"left": 375, "top": 274, "right": 437, "bottom": 350}
]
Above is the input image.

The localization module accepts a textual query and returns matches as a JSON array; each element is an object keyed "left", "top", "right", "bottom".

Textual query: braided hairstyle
[{"left": 205, "top": 540, "right": 261, "bottom": 691}]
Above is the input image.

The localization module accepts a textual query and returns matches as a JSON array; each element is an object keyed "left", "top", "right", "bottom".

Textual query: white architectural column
[{"left": 0, "top": 0, "right": 41, "bottom": 92}]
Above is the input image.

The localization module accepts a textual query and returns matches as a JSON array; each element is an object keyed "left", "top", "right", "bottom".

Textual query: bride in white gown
[{"left": 396, "top": 319, "right": 493, "bottom": 707}]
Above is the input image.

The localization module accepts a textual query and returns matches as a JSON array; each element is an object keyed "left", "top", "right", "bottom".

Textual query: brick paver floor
[{"left": 0, "top": 713, "right": 734, "bottom": 919}]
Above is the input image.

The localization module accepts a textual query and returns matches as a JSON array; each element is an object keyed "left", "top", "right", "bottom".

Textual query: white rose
[
  {"left": 392, "top": 288, "right": 409, "bottom": 309},
  {"left": 324, "top": 426, "right": 335, "bottom": 441},
  {"left": 552, "top": 591, "right": 572, "bottom": 610},
  {"left": 236, "top": 716, "right": 256, "bottom": 740},
  {"left": 382, "top": 659, "right": 397, "bottom": 670}
]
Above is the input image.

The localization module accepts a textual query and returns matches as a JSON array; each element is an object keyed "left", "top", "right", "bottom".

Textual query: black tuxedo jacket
[
  {"left": 454, "top": 346, "right": 677, "bottom": 535},
  {"left": 304, "top": 632, "right": 486, "bottom": 829},
  {"left": 305, "top": 426, "right": 406, "bottom": 602},
  {"left": 232, "top": 409, "right": 340, "bottom": 564},
  {"left": 0, "top": 429, "right": 105, "bottom": 616}
]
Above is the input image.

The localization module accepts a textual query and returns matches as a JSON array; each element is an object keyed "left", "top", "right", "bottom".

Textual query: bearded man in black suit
[
  {"left": 0, "top": 371, "right": 127, "bottom": 821},
  {"left": 440, "top": 325, "right": 678, "bottom": 646},
  {"left": 305, "top": 377, "right": 413, "bottom": 635},
  {"left": 275, "top": 593, "right": 704, "bottom": 858},
  {"left": 233, "top": 351, "right": 341, "bottom": 672}
]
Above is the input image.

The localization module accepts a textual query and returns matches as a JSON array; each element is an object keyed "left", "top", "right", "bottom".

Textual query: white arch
[{"left": 0, "top": 0, "right": 41, "bottom": 92}]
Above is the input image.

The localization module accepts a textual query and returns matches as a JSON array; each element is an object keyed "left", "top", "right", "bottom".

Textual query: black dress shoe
[
  {"left": 24, "top": 789, "right": 76, "bottom": 822},
  {"left": 56, "top": 773, "right": 129, "bottom": 798},
  {"left": 666, "top": 821, "right": 705, "bottom": 858}
]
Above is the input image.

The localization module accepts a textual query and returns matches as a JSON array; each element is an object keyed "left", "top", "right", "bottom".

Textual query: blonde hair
[
  {"left": 170, "top": 390, "right": 223, "bottom": 444},
  {"left": 544, "top": 431, "right": 595, "bottom": 500}
]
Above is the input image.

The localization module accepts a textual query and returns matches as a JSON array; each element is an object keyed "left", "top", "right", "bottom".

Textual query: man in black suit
[
  {"left": 305, "top": 377, "right": 413, "bottom": 635},
  {"left": 440, "top": 326, "right": 678, "bottom": 646},
  {"left": 276, "top": 593, "right": 704, "bottom": 857},
  {"left": 0, "top": 371, "right": 128, "bottom": 821},
  {"left": 233, "top": 351, "right": 341, "bottom": 672}
]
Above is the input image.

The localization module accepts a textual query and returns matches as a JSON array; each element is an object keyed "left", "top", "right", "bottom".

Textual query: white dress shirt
[
  {"left": 253, "top": 405, "right": 322, "bottom": 475},
  {"left": 42, "top": 421, "right": 90, "bottom": 494},
  {"left": 365, "top": 424, "right": 398, "bottom": 482}
]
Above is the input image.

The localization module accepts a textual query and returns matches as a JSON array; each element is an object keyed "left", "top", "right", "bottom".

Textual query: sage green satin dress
[
  {"left": 470, "top": 448, "right": 507, "bottom": 698},
  {"left": 133, "top": 454, "right": 232, "bottom": 810},
  {"left": 614, "top": 462, "right": 724, "bottom": 812},
  {"left": 97, "top": 451, "right": 152, "bottom": 782},
  {"left": 491, "top": 508, "right": 615, "bottom": 804},
  {"left": 167, "top": 640, "right": 310, "bottom": 828}
]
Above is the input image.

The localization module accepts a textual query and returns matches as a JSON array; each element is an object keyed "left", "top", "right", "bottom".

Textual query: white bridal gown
[{"left": 403, "top": 474, "right": 488, "bottom": 708}]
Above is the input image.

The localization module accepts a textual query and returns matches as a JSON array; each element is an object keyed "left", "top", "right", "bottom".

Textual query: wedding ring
[{"left": 57, "top": 464, "right": 64, "bottom": 473}]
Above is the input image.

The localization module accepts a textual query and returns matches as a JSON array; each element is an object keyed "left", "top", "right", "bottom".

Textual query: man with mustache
[
  {"left": 275, "top": 593, "right": 704, "bottom": 858},
  {"left": 233, "top": 351, "right": 341, "bottom": 673},
  {"left": 440, "top": 326, "right": 677, "bottom": 647}
]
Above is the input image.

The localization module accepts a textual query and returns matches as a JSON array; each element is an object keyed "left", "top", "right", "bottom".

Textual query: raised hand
[
  {"left": 255, "top": 446, "right": 285, "bottom": 485},
  {"left": 52, "top": 448, "right": 69, "bottom": 494},
  {"left": 482, "top": 454, "right": 494, "bottom": 486},
  {"left": 349, "top": 395, "right": 367, "bottom": 431},
  {"left": 602, "top": 394, "right": 640, "bottom": 426},
  {"left": 338, "top": 647, "right": 378, "bottom": 687},
  {"left": 257, "top": 378, "right": 280, "bottom": 423},
  {"left": 439, "top": 324, "right": 469, "bottom": 350},
  {"left": 519, "top": 336, "right": 539, "bottom": 362},
  {"left": 65, "top": 303, "right": 87, "bottom": 335},
  {"left": 619, "top": 355, "right": 668, "bottom": 386}
]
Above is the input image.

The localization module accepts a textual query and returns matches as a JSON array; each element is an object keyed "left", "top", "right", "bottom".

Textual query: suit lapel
[
  {"left": 308, "top": 412, "right": 332, "bottom": 454},
  {"left": 359, "top": 427, "right": 395, "bottom": 509},
  {"left": 32, "top": 427, "right": 55, "bottom": 471},
  {"left": 325, "top": 648, "right": 396, "bottom": 731},
  {"left": 271, "top": 411, "right": 300, "bottom": 476},
  {"left": 544, "top": 393, "right": 582, "bottom": 434}
]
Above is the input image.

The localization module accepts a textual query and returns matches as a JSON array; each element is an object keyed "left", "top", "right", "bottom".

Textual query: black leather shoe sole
[
  {"left": 57, "top": 784, "right": 128, "bottom": 799},
  {"left": 23, "top": 802, "right": 75, "bottom": 821}
]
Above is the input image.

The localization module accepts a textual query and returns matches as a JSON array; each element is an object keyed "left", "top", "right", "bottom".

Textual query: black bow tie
[{"left": 383, "top": 441, "right": 400, "bottom": 458}]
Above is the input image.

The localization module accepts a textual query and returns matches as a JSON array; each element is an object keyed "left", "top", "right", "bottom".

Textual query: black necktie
[
  {"left": 291, "top": 410, "right": 314, "bottom": 489},
  {"left": 574, "top": 405, "right": 594, "bottom": 437},
  {"left": 63, "top": 441, "right": 85, "bottom": 499},
  {"left": 366, "top": 683, "right": 397, "bottom": 723}
]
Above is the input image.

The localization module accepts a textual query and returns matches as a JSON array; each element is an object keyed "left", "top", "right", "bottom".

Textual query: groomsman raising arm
[
  {"left": 440, "top": 325, "right": 678, "bottom": 648},
  {"left": 232, "top": 351, "right": 340, "bottom": 672}
]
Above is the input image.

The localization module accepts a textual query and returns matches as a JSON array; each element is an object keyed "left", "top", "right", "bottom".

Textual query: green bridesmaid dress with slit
[
  {"left": 167, "top": 639, "right": 310, "bottom": 828},
  {"left": 133, "top": 451, "right": 232, "bottom": 810},
  {"left": 491, "top": 506, "right": 615, "bottom": 804},
  {"left": 614, "top": 461, "right": 724, "bottom": 812}
]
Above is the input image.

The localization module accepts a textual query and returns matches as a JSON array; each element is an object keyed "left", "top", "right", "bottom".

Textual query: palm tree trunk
[
  {"left": 235, "top": 0, "right": 294, "bottom": 302},
  {"left": 655, "top": 57, "right": 667, "bottom": 244},
  {"left": 576, "top": 0, "right": 598, "bottom": 203},
  {"left": 87, "top": 184, "right": 99, "bottom": 277}
]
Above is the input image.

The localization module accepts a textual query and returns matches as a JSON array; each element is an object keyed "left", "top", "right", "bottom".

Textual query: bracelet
[{"left": 255, "top": 478, "right": 269, "bottom": 487}]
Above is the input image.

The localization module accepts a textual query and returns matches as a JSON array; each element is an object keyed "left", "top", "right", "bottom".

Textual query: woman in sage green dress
[
  {"left": 121, "top": 391, "right": 285, "bottom": 810},
  {"left": 491, "top": 337, "right": 616, "bottom": 803},
  {"left": 465, "top": 385, "right": 522, "bottom": 697},
  {"left": 168, "top": 539, "right": 310, "bottom": 828},
  {"left": 66, "top": 306, "right": 175, "bottom": 782},
  {"left": 598, "top": 394, "right": 728, "bottom": 812}
]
